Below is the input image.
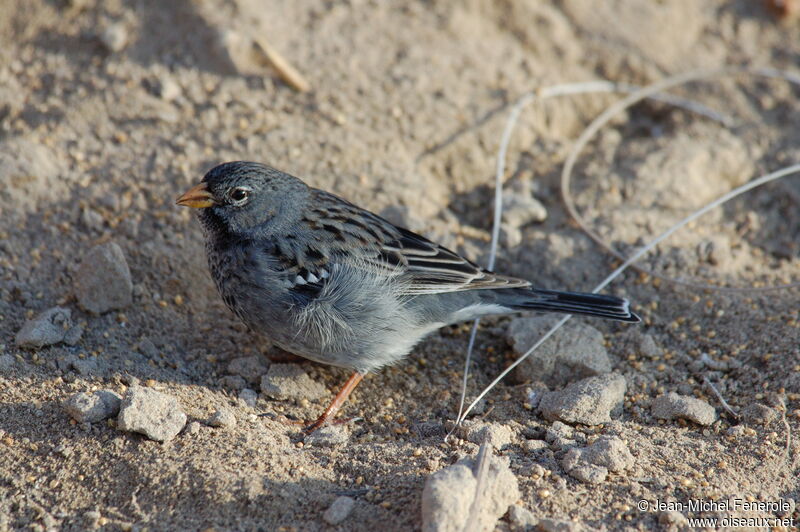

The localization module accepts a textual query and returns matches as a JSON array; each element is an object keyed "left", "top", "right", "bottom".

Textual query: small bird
[{"left": 177, "top": 162, "right": 639, "bottom": 433}]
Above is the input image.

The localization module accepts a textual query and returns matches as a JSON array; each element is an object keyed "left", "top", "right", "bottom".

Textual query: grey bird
[{"left": 177, "top": 161, "right": 639, "bottom": 432}]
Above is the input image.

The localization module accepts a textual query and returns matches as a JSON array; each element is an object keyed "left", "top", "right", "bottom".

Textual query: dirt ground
[{"left": 1, "top": 0, "right": 799, "bottom": 530}]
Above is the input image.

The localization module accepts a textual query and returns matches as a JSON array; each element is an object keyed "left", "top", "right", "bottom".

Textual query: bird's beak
[{"left": 176, "top": 182, "right": 215, "bottom": 208}]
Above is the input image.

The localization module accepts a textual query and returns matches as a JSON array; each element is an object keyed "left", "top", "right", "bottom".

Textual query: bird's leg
[{"left": 303, "top": 371, "right": 365, "bottom": 435}]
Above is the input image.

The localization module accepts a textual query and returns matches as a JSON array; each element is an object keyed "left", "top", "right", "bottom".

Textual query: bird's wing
[{"left": 290, "top": 190, "right": 530, "bottom": 296}]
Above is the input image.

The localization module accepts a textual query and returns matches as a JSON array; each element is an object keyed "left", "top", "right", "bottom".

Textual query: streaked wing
[{"left": 293, "top": 190, "right": 530, "bottom": 296}]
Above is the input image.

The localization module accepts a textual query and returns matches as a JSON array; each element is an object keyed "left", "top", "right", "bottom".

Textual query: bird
[{"left": 176, "top": 161, "right": 639, "bottom": 433}]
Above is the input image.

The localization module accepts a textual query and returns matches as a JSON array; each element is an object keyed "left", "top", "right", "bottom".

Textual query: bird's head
[{"left": 176, "top": 161, "right": 309, "bottom": 236}]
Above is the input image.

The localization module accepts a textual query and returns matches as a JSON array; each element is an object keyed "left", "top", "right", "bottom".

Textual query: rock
[
  {"left": 619, "top": 330, "right": 661, "bottom": 359},
  {"left": 185, "top": 421, "right": 201, "bottom": 435},
  {"left": 741, "top": 403, "right": 778, "bottom": 425},
  {"left": 64, "top": 390, "right": 122, "bottom": 423},
  {"left": 304, "top": 425, "right": 349, "bottom": 447},
  {"left": 651, "top": 392, "right": 716, "bottom": 426},
  {"left": 63, "top": 325, "right": 83, "bottom": 346},
  {"left": 71, "top": 357, "right": 101, "bottom": 377},
  {"left": 117, "top": 387, "right": 187, "bottom": 442},
  {"left": 208, "top": 407, "right": 236, "bottom": 428},
  {"left": 238, "top": 388, "right": 258, "bottom": 408},
  {"left": 501, "top": 189, "right": 547, "bottom": 228},
  {"left": 582, "top": 436, "right": 634, "bottom": 472},
  {"left": 100, "top": 23, "right": 128, "bottom": 52},
  {"left": 227, "top": 355, "right": 269, "bottom": 384},
  {"left": 74, "top": 242, "right": 133, "bottom": 314},
  {"left": 566, "top": 464, "right": 608, "bottom": 484},
  {"left": 219, "top": 375, "right": 247, "bottom": 390},
  {"left": 0, "top": 354, "right": 15, "bottom": 372},
  {"left": 15, "top": 307, "right": 72, "bottom": 348},
  {"left": 322, "top": 496, "right": 355, "bottom": 525},
  {"left": 509, "top": 316, "right": 612, "bottom": 387},
  {"left": 0, "top": 138, "right": 65, "bottom": 213},
  {"left": 658, "top": 510, "right": 688, "bottom": 527},
  {"left": 464, "top": 422, "right": 514, "bottom": 448},
  {"left": 155, "top": 75, "right": 181, "bottom": 101},
  {"left": 507, "top": 504, "right": 538, "bottom": 530},
  {"left": 539, "top": 374, "right": 626, "bottom": 426},
  {"left": 523, "top": 439, "right": 548, "bottom": 453},
  {"left": 260, "top": 364, "right": 326, "bottom": 401},
  {"left": 421, "top": 455, "right": 519, "bottom": 532}
]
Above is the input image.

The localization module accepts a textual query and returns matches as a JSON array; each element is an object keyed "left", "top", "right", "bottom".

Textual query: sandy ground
[{"left": 1, "top": 0, "right": 799, "bottom": 530}]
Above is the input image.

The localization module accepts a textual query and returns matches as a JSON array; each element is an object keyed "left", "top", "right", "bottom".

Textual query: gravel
[
  {"left": 539, "top": 374, "right": 627, "bottom": 426},
  {"left": 322, "top": 496, "right": 355, "bottom": 525},
  {"left": 208, "top": 407, "right": 236, "bottom": 428},
  {"left": 117, "top": 387, "right": 187, "bottom": 442},
  {"left": 509, "top": 316, "right": 612, "bottom": 387},
  {"left": 651, "top": 392, "right": 716, "bottom": 426},
  {"left": 304, "top": 425, "right": 350, "bottom": 447},
  {"left": 74, "top": 242, "right": 133, "bottom": 314},
  {"left": 421, "top": 455, "right": 519, "bottom": 532},
  {"left": 260, "top": 364, "right": 327, "bottom": 401},
  {"left": 15, "top": 307, "right": 72, "bottom": 348},
  {"left": 64, "top": 390, "right": 122, "bottom": 424}
]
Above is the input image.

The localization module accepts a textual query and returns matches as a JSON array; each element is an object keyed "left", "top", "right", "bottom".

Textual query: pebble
[
  {"left": 523, "top": 439, "right": 549, "bottom": 453},
  {"left": 62, "top": 324, "right": 84, "bottom": 346},
  {"left": 501, "top": 189, "right": 548, "bottom": 228},
  {"left": 582, "top": 436, "right": 634, "bottom": 472},
  {"left": 322, "top": 496, "right": 355, "bottom": 525},
  {"left": 227, "top": 355, "right": 269, "bottom": 384},
  {"left": 507, "top": 504, "right": 538, "bottom": 530},
  {"left": 565, "top": 463, "right": 608, "bottom": 484},
  {"left": 651, "top": 392, "right": 716, "bottom": 426},
  {"left": 208, "top": 407, "right": 236, "bottom": 428},
  {"left": 116, "top": 387, "right": 187, "bottom": 442},
  {"left": 0, "top": 353, "right": 15, "bottom": 372},
  {"left": 539, "top": 374, "right": 626, "bottom": 426},
  {"left": 260, "top": 364, "right": 326, "bottom": 401},
  {"left": 741, "top": 403, "right": 778, "bottom": 425},
  {"left": 219, "top": 375, "right": 247, "bottom": 390},
  {"left": 304, "top": 425, "right": 349, "bottom": 447},
  {"left": 463, "top": 421, "right": 514, "bottom": 448},
  {"left": 64, "top": 390, "right": 122, "bottom": 423},
  {"left": 658, "top": 510, "right": 688, "bottom": 527},
  {"left": 509, "top": 316, "right": 612, "bottom": 387},
  {"left": 156, "top": 75, "right": 182, "bottom": 101},
  {"left": 74, "top": 242, "right": 133, "bottom": 314},
  {"left": 620, "top": 330, "right": 661, "bottom": 359},
  {"left": 421, "top": 455, "right": 519, "bottom": 532},
  {"left": 238, "top": 388, "right": 258, "bottom": 408},
  {"left": 15, "top": 307, "right": 72, "bottom": 348},
  {"left": 100, "top": 23, "right": 128, "bottom": 52}
]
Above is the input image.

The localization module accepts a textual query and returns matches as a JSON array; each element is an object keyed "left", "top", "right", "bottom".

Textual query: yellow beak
[{"left": 176, "top": 182, "right": 215, "bottom": 208}]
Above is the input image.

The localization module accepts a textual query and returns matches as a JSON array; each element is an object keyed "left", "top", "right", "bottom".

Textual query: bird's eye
[{"left": 229, "top": 187, "right": 251, "bottom": 204}]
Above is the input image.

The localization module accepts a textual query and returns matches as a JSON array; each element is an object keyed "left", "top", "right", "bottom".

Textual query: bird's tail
[{"left": 504, "top": 288, "right": 640, "bottom": 323}]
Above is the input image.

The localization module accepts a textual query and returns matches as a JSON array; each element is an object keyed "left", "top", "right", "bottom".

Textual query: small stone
[
  {"left": 741, "top": 403, "right": 778, "bottom": 425},
  {"left": 501, "top": 189, "right": 548, "bottom": 228},
  {"left": 219, "top": 375, "right": 246, "bottom": 390},
  {"left": 509, "top": 316, "right": 612, "bottom": 387},
  {"left": 74, "top": 242, "right": 133, "bottom": 314},
  {"left": 117, "top": 387, "right": 187, "bottom": 442},
  {"left": 651, "top": 392, "right": 716, "bottom": 426},
  {"left": 100, "top": 23, "right": 128, "bottom": 52},
  {"left": 0, "top": 354, "right": 15, "bottom": 372},
  {"left": 71, "top": 357, "right": 101, "bottom": 377},
  {"left": 238, "top": 388, "right": 258, "bottom": 408},
  {"left": 63, "top": 325, "right": 84, "bottom": 346},
  {"left": 464, "top": 422, "right": 513, "bottom": 448},
  {"left": 322, "top": 496, "right": 355, "bottom": 525},
  {"left": 507, "top": 504, "right": 538, "bottom": 530},
  {"left": 260, "top": 364, "right": 326, "bottom": 401},
  {"left": 421, "top": 455, "right": 519, "bottom": 532},
  {"left": 208, "top": 407, "right": 236, "bottom": 428},
  {"left": 137, "top": 338, "right": 159, "bottom": 358},
  {"left": 620, "top": 330, "right": 661, "bottom": 359},
  {"left": 227, "top": 355, "right": 269, "bottom": 384},
  {"left": 567, "top": 464, "right": 608, "bottom": 484},
  {"left": 64, "top": 390, "right": 122, "bottom": 423},
  {"left": 156, "top": 75, "right": 181, "bottom": 101},
  {"left": 523, "top": 439, "right": 548, "bottom": 453},
  {"left": 539, "top": 374, "right": 626, "bottom": 426},
  {"left": 185, "top": 421, "right": 201, "bottom": 435},
  {"left": 304, "top": 425, "right": 349, "bottom": 447},
  {"left": 582, "top": 436, "right": 634, "bottom": 472},
  {"left": 15, "top": 307, "right": 72, "bottom": 348}
]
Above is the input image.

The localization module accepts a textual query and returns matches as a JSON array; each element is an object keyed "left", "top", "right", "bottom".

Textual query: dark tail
[{"left": 507, "top": 288, "right": 640, "bottom": 323}]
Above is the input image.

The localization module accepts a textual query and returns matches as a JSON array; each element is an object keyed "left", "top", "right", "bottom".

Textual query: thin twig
[
  {"left": 253, "top": 36, "right": 311, "bottom": 92},
  {"left": 702, "top": 377, "right": 739, "bottom": 419}
]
